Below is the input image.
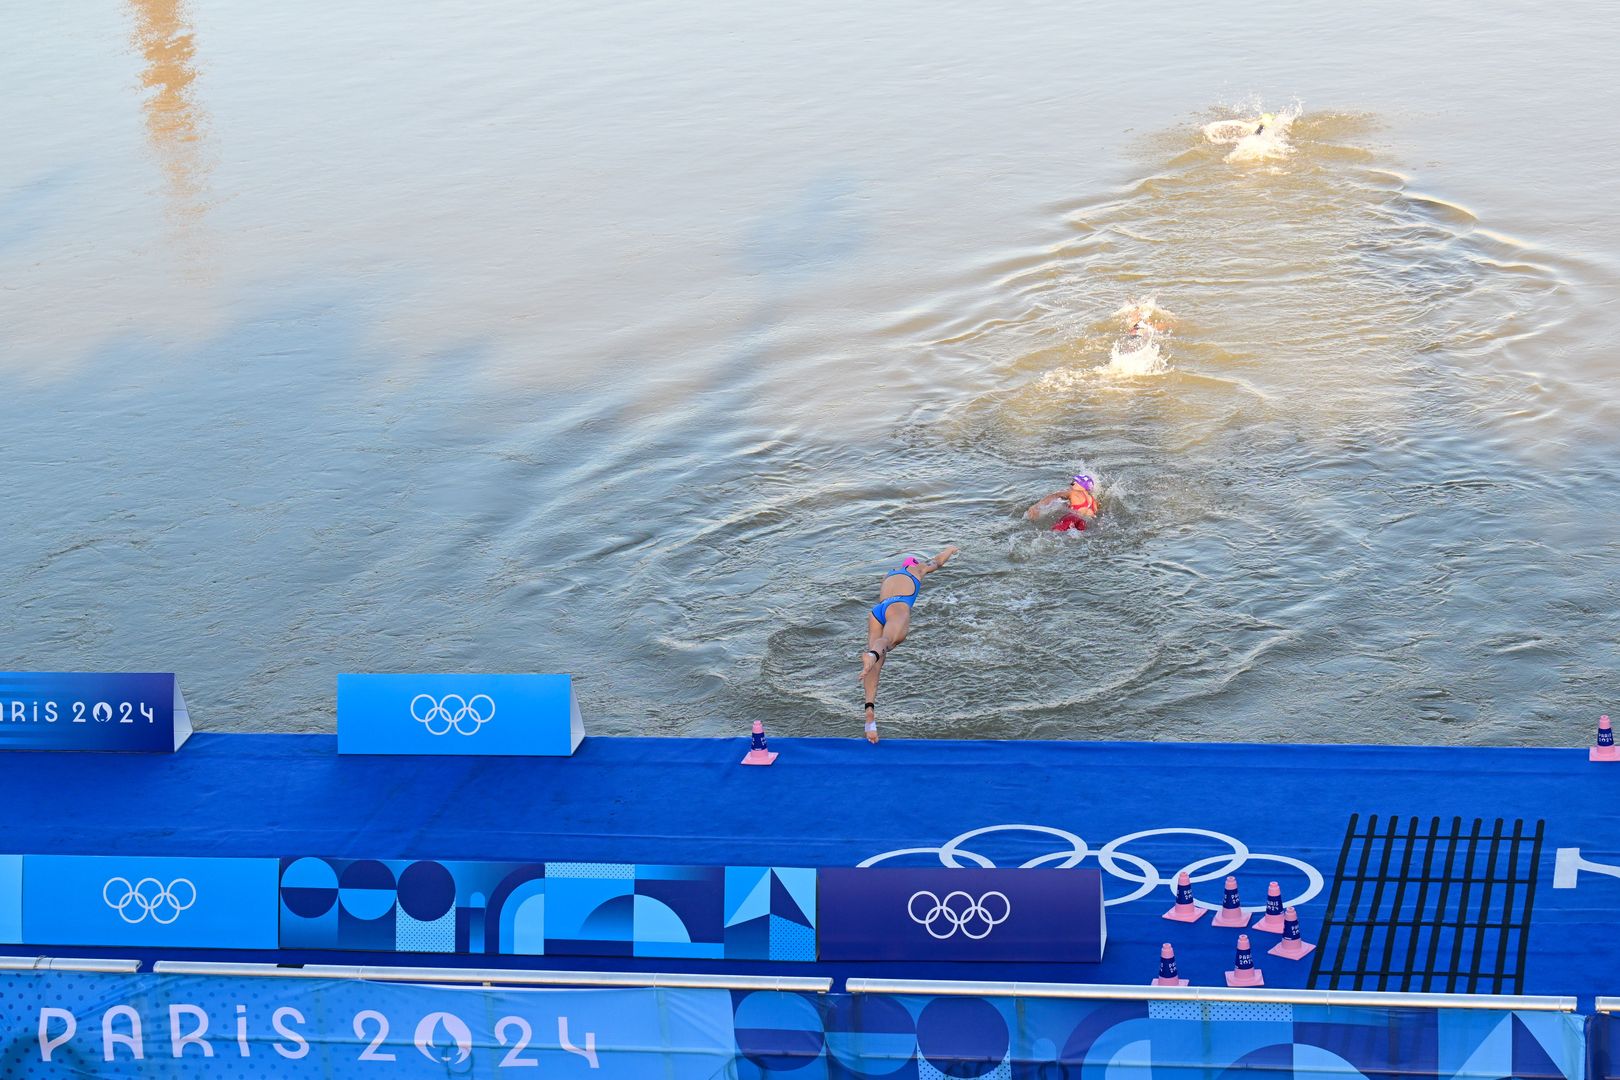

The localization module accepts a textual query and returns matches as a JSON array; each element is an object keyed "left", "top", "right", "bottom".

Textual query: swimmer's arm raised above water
[
  {"left": 1025, "top": 492, "right": 1069, "bottom": 519},
  {"left": 913, "top": 545, "right": 959, "bottom": 576}
]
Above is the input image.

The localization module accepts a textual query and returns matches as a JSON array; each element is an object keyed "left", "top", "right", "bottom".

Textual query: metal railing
[
  {"left": 0, "top": 955, "right": 143, "bottom": 973},
  {"left": 0, "top": 956, "right": 1587, "bottom": 1011},
  {"left": 845, "top": 978, "right": 1577, "bottom": 1012},
  {"left": 151, "top": 961, "right": 831, "bottom": 993}
]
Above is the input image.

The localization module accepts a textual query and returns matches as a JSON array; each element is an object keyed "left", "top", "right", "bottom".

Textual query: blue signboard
[
  {"left": 0, "top": 855, "right": 19, "bottom": 943},
  {"left": 0, "top": 672, "right": 192, "bottom": 752},
  {"left": 22, "top": 856, "right": 278, "bottom": 949},
  {"left": 818, "top": 867, "right": 1106, "bottom": 962},
  {"left": 0, "top": 972, "right": 737, "bottom": 1079},
  {"left": 338, "top": 674, "right": 583, "bottom": 756},
  {"left": 277, "top": 857, "right": 817, "bottom": 961},
  {"left": 0, "top": 971, "right": 1587, "bottom": 1080}
]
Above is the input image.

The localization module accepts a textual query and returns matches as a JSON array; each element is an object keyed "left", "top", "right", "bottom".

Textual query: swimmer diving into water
[
  {"left": 1027, "top": 474, "right": 1100, "bottom": 532},
  {"left": 860, "top": 545, "right": 960, "bottom": 744}
]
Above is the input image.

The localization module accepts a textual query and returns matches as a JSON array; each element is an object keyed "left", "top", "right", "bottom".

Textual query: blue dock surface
[{"left": 2, "top": 733, "right": 1615, "bottom": 1001}]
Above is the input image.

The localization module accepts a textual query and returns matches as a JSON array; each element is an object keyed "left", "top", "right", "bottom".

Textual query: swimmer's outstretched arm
[
  {"left": 1025, "top": 493, "right": 1067, "bottom": 520},
  {"left": 914, "top": 545, "right": 959, "bottom": 576}
]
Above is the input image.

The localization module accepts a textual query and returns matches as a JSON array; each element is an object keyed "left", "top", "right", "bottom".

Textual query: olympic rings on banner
[
  {"left": 102, "top": 876, "right": 197, "bottom": 924},
  {"left": 862, "top": 824, "right": 1321, "bottom": 910},
  {"left": 410, "top": 693, "right": 495, "bottom": 736},
  {"left": 907, "top": 889, "right": 1012, "bottom": 940}
]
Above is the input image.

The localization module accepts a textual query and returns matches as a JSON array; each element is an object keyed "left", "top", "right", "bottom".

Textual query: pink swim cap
[{"left": 902, "top": 557, "right": 920, "bottom": 568}]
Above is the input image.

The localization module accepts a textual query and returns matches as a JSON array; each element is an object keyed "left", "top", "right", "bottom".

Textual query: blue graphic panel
[
  {"left": 0, "top": 971, "right": 737, "bottom": 1079},
  {"left": 723, "top": 993, "right": 1587, "bottom": 1080},
  {"left": 0, "top": 972, "right": 1590, "bottom": 1079},
  {"left": 279, "top": 857, "right": 546, "bottom": 954},
  {"left": 280, "top": 857, "right": 816, "bottom": 961},
  {"left": 546, "top": 861, "right": 726, "bottom": 959},
  {"left": 726, "top": 866, "right": 818, "bottom": 960},
  {"left": 337, "top": 673, "right": 582, "bottom": 756},
  {"left": 0, "top": 672, "right": 190, "bottom": 752},
  {"left": 23, "top": 855, "right": 277, "bottom": 948},
  {"left": 0, "top": 855, "right": 20, "bottom": 943}
]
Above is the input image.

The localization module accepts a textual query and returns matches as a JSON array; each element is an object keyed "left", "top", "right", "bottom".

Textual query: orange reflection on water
[{"left": 130, "top": 0, "right": 209, "bottom": 222}]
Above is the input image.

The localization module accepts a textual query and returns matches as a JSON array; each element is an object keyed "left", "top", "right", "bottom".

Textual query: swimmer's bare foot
[
  {"left": 863, "top": 703, "right": 879, "bottom": 744},
  {"left": 860, "top": 646, "right": 886, "bottom": 679}
]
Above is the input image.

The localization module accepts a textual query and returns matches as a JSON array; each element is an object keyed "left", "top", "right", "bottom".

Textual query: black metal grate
[{"left": 1308, "top": 813, "right": 1543, "bottom": 993}]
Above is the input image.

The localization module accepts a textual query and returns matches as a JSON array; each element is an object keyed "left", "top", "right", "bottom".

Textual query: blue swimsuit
[{"left": 871, "top": 567, "right": 923, "bottom": 626}]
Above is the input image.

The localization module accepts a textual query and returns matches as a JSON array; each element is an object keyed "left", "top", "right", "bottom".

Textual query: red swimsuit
[{"left": 1051, "top": 490, "right": 1097, "bottom": 532}]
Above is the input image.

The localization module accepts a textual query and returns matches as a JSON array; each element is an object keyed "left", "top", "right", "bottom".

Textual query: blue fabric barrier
[
  {"left": 0, "top": 971, "right": 1588, "bottom": 1078},
  {"left": 1590, "top": 1011, "right": 1620, "bottom": 1080},
  {"left": 1, "top": 733, "right": 1618, "bottom": 995},
  {"left": 0, "top": 971, "right": 735, "bottom": 1078},
  {"left": 278, "top": 858, "right": 816, "bottom": 961}
]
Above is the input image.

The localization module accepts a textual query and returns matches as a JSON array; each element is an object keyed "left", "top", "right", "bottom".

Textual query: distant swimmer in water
[
  {"left": 860, "top": 545, "right": 959, "bottom": 744},
  {"left": 1201, "top": 108, "right": 1296, "bottom": 151},
  {"left": 1120, "top": 301, "right": 1168, "bottom": 339},
  {"left": 1026, "top": 474, "right": 1100, "bottom": 533},
  {"left": 1112, "top": 302, "right": 1168, "bottom": 360}
]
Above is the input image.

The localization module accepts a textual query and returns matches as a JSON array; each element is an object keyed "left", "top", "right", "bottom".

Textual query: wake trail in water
[{"left": 794, "top": 101, "right": 1599, "bottom": 744}]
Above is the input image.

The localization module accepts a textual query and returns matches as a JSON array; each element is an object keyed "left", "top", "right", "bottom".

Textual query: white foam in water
[
  {"left": 1203, "top": 101, "right": 1303, "bottom": 163},
  {"left": 1105, "top": 335, "right": 1169, "bottom": 376},
  {"left": 1102, "top": 296, "right": 1171, "bottom": 377}
]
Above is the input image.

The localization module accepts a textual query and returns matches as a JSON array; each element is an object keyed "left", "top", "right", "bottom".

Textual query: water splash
[
  {"left": 1103, "top": 296, "right": 1171, "bottom": 376},
  {"left": 1204, "top": 101, "right": 1303, "bottom": 163},
  {"left": 1104, "top": 333, "right": 1169, "bottom": 376}
]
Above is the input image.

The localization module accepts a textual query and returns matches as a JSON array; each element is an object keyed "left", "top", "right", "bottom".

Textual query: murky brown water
[{"left": 4, "top": 1, "right": 1619, "bottom": 743}]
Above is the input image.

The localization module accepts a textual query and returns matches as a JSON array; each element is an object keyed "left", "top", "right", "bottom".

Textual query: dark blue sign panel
[
  {"left": 22, "top": 856, "right": 279, "bottom": 949},
  {"left": 338, "top": 674, "right": 583, "bottom": 756},
  {"left": 818, "top": 867, "right": 1105, "bottom": 962},
  {"left": 0, "top": 672, "right": 192, "bottom": 752}
]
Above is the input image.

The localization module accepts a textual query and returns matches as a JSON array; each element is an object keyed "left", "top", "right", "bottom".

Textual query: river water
[{"left": 4, "top": 1, "right": 1619, "bottom": 743}]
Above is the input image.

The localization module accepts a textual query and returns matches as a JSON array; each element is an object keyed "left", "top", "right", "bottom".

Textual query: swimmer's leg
[
  {"left": 883, "top": 606, "right": 913, "bottom": 650},
  {"left": 861, "top": 608, "right": 912, "bottom": 743},
  {"left": 861, "top": 614, "right": 889, "bottom": 678}
]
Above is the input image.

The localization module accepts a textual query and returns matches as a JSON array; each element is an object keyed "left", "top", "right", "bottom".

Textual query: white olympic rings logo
[
  {"left": 907, "top": 890, "right": 1011, "bottom": 940},
  {"left": 862, "top": 824, "right": 1322, "bottom": 913},
  {"left": 102, "top": 877, "right": 197, "bottom": 925},
  {"left": 410, "top": 693, "right": 495, "bottom": 736}
]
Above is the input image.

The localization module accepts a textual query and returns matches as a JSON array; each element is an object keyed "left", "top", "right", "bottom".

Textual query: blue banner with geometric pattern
[
  {"left": 0, "top": 972, "right": 1588, "bottom": 1078},
  {"left": 278, "top": 858, "right": 816, "bottom": 960},
  {"left": 728, "top": 991, "right": 1587, "bottom": 1079},
  {"left": 0, "top": 971, "right": 736, "bottom": 1078}
]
